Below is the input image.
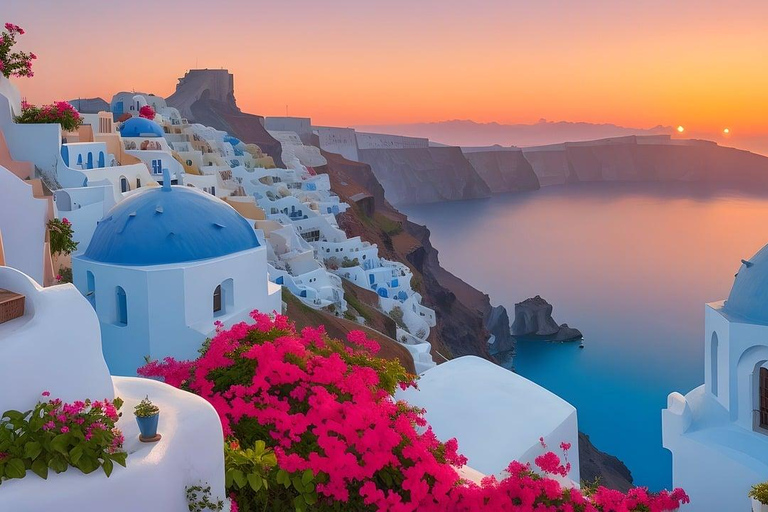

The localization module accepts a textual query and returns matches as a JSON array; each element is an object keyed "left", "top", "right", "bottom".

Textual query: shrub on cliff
[{"left": 138, "top": 313, "right": 688, "bottom": 512}]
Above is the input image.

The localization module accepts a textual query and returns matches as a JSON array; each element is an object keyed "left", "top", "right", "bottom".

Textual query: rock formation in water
[
  {"left": 522, "top": 135, "right": 768, "bottom": 189},
  {"left": 579, "top": 433, "right": 634, "bottom": 491},
  {"left": 67, "top": 97, "right": 110, "bottom": 114},
  {"left": 463, "top": 148, "right": 540, "bottom": 193},
  {"left": 512, "top": 295, "right": 582, "bottom": 341},
  {"left": 165, "top": 69, "right": 284, "bottom": 166},
  {"left": 356, "top": 147, "right": 491, "bottom": 205}
]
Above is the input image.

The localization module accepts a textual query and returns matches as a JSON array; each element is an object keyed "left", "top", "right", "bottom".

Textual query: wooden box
[{"left": 0, "top": 289, "right": 25, "bottom": 324}]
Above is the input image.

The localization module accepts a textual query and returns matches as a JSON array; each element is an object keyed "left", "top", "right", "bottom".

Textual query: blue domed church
[
  {"left": 663, "top": 244, "right": 768, "bottom": 511},
  {"left": 73, "top": 181, "right": 282, "bottom": 375}
]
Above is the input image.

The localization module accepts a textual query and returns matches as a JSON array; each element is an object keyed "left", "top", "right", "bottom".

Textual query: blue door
[
  {"left": 369, "top": 274, "right": 375, "bottom": 286},
  {"left": 377, "top": 288, "right": 388, "bottom": 298},
  {"left": 151, "top": 159, "right": 162, "bottom": 174},
  {"left": 98, "top": 151, "right": 105, "bottom": 168},
  {"left": 86, "top": 153, "right": 94, "bottom": 169}
]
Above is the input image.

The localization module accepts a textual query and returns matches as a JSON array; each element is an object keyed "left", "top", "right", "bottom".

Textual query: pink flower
[
  {"left": 60, "top": 426, "right": 69, "bottom": 433},
  {"left": 42, "top": 391, "right": 50, "bottom": 397}
]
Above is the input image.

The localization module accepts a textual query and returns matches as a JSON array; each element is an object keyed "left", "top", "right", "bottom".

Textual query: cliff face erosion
[
  {"left": 357, "top": 147, "right": 491, "bottom": 205},
  {"left": 463, "top": 148, "right": 540, "bottom": 194},
  {"left": 316, "top": 150, "right": 513, "bottom": 360},
  {"left": 165, "top": 69, "right": 284, "bottom": 167},
  {"left": 522, "top": 136, "right": 768, "bottom": 189}
]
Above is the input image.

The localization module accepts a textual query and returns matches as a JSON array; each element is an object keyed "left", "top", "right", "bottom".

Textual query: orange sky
[{"left": 3, "top": 1, "right": 768, "bottom": 137}]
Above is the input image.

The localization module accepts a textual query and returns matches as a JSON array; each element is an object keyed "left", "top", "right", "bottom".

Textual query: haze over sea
[{"left": 401, "top": 182, "right": 768, "bottom": 491}]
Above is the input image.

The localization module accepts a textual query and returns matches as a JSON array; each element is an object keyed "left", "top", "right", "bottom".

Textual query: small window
[
  {"left": 120, "top": 176, "right": 129, "bottom": 193},
  {"left": 86, "top": 271, "right": 96, "bottom": 307},
  {"left": 213, "top": 285, "right": 222, "bottom": 314},
  {"left": 760, "top": 367, "right": 768, "bottom": 430},
  {"left": 116, "top": 286, "right": 127, "bottom": 326}
]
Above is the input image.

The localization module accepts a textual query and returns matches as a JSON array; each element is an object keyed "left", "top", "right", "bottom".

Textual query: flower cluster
[
  {"left": 0, "top": 394, "right": 127, "bottom": 485},
  {"left": 47, "top": 217, "right": 79, "bottom": 256},
  {"left": 15, "top": 101, "right": 83, "bottom": 132},
  {"left": 139, "top": 313, "right": 688, "bottom": 511},
  {"left": 139, "top": 104, "right": 156, "bottom": 120},
  {"left": 0, "top": 23, "right": 35, "bottom": 78}
]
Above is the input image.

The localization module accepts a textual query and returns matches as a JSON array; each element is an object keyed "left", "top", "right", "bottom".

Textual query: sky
[{"left": 3, "top": 1, "right": 768, "bottom": 143}]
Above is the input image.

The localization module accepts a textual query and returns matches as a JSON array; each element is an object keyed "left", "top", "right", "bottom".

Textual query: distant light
[
  {"left": 723, "top": 128, "right": 730, "bottom": 134},
  {"left": 677, "top": 125, "right": 685, "bottom": 133}
]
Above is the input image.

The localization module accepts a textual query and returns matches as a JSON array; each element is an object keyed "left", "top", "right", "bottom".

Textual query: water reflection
[{"left": 402, "top": 182, "right": 768, "bottom": 490}]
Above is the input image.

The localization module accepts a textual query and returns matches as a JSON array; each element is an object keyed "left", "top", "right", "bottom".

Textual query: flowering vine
[
  {"left": 139, "top": 105, "right": 156, "bottom": 120},
  {"left": 139, "top": 312, "right": 689, "bottom": 511},
  {"left": 0, "top": 23, "right": 35, "bottom": 79},
  {"left": 15, "top": 101, "right": 83, "bottom": 132}
]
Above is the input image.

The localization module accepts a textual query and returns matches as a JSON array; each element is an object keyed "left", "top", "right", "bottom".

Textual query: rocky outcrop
[
  {"left": 463, "top": 148, "right": 540, "bottom": 193},
  {"left": 512, "top": 295, "right": 582, "bottom": 341},
  {"left": 579, "top": 433, "right": 633, "bottom": 491},
  {"left": 356, "top": 147, "right": 491, "bottom": 205},
  {"left": 166, "top": 69, "right": 284, "bottom": 166},
  {"left": 317, "top": 150, "right": 509, "bottom": 360},
  {"left": 522, "top": 136, "right": 768, "bottom": 189},
  {"left": 67, "top": 97, "right": 110, "bottom": 114}
]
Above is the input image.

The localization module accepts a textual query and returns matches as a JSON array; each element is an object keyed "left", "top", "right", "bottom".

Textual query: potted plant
[
  {"left": 750, "top": 482, "right": 768, "bottom": 512},
  {"left": 134, "top": 396, "right": 161, "bottom": 442}
]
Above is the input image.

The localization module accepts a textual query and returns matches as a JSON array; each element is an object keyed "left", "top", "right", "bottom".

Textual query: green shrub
[
  {"left": 47, "top": 218, "right": 78, "bottom": 256},
  {"left": 750, "top": 482, "right": 768, "bottom": 504}
]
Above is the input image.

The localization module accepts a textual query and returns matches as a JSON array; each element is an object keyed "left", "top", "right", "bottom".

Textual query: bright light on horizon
[
  {"left": 677, "top": 125, "right": 685, "bottom": 133},
  {"left": 723, "top": 128, "right": 730, "bottom": 134}
]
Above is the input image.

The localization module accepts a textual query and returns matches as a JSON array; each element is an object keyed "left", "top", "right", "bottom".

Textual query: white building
[
  {"left": 397, "top": 356, "right": 579, "bottom": 480},
  {"left": 0, "top": 266, "right": 226, "bottom": 512},
  {"left": 72, "top": 181, "right": 282, "bottom": 376},
  {"left": 663, "top": 244, "right": 768, "bottom": 511}
]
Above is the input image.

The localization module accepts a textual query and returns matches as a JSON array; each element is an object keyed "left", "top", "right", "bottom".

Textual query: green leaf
[
  {"left": 50, "top": 433, "right": 70, "bottom": 455},
  {"left": 1, "top": 410, "right": 24, "bottom": 422},
  {"left": 292, "top": 475, "right": 304, "bottom": 492},
  {"left": 102, "top": 457, "right": 113, "bottom": 477},
  {"left": 293, "top": 495, "right": 306, "bottom": 512},
  {"left": 24, "top": 441, "right": 42, "bottom": 460},
  {"left": 247, "top": 473, "right": 263, "bottom": 492},
  {"left": 31, "top": 458, "right": 48, "bottom": 479},
  {"left": 302, "top": 469, "right": 313, "bottom": 485},
  {"left": 111, "top": 451, "right": 127, "bottom": 467},
  {"left": 225, "top": 470, "right": 234, "bottom": 489},
  {"left": 5, "top": 458, "right": 26, "bottom": 479},
  {"left": 232, "top": 469, "right": 246, "bottom": 489},
  {"left": 70, "top": 444, "right": 84, "bottom": 464},
  {"left": 76, "top": 456, "right": 99, "bottom": 474},
  {"left": 254, "top": 440, "right": 266, "bottom": 454},
  {"left": 48, "top": 455, "right": 68, "bottom": 473},
  {"left": 304, "top": 493, "right": 318, "bottom": 505}
]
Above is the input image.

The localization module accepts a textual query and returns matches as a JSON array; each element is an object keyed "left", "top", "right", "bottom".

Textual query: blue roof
[
  {"left": 119, "top": 117, "right": 165, "bottom": 138},
  {"left": 84, "top": 186, "right": 259, "bottom": 266},
  {"left": 725, "top": 243, "right": 768, "bottom": 324}
]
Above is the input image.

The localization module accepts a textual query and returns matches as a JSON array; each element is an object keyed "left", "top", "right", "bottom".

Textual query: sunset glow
[{"left": 3, "top": 1, "right": 768, "bottom": 139}]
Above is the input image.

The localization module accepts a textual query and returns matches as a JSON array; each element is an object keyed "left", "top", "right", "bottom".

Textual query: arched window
[
  {"left": 120, "top": 176, "right": 129, "bottom": 193},
  {"left": 710, "top": 332, "right": 719, "bottom": 396},
  {"left": 213, "top": 279, "right": 234, "bottom": 317},
  {"left": 116, "top": 286, "right": 127, "bottom": 326},
  {"left": 760, "top": 366, "right": 768, "bottom": 430},
  {"left": 86, "top": 271, "right": 96, "bottom": 307},
  {"left": 213, "top": 285, "right": 222, "bottom": 314}
]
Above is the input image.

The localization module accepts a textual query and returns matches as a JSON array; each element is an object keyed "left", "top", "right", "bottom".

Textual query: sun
[
  {"left": 676, "top": 125, "right": 685, "bottom": 133},
  {"left": 723, "top": 128, "right": 730, "bottom": 134}
]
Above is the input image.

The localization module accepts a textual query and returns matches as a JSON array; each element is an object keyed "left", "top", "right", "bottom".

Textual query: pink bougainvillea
[
  {"left": 139, "top": 312, "right": 688, "bottom": 511},
  {"left": 138, "top": 105, "right": 155, "bottom": 120},
  {"left": 0, "top": 23, "right": 34, "bottom": 79}
]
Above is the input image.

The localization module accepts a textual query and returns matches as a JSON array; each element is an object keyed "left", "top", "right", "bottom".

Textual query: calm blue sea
[{"left": 401, "top": 182, "right": 768, "bottom": 491}]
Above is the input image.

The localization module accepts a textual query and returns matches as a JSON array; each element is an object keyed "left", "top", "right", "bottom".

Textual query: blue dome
[
  {"left": 119, "top": 117, "right": 165, "bottom": 138},
  {"left": 84, "top": 186, "right": 259, "bottom": 266},
  {"left": 725, "top": 244, "right": 768, "bottom": 324}
]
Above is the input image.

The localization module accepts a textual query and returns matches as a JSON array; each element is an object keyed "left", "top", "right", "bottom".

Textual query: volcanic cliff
[
  {"left": 166, "top": 69, "right": 284, "bottom": 167},
  {"left": 357, "top": 147, "right": 492, "bottom": 205}
]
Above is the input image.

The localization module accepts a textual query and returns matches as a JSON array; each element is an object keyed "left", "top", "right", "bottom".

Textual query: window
[
  {"left": 761, "top": 367, "right": 768, "bottom": 430},
  {"left": 120, "top": 176, "right": 129, "bottom": 193},
  {"left": 710, "top": 332, "right": 719, "bottom": 396},
  {"left": 86, "top": 271, "right": 96, "bottom": 307},
  {"left": 116, "top": 286, "right": 127, "bottom": 326},
  {"left": 213, "top": 285, "right": 222, "bottom": 314}
]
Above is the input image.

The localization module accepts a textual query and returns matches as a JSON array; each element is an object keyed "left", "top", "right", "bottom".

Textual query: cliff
[
  {"left": 523, "top": 136, "right": 768, "bottom": 189},
  {"left": 356, "top": 147, "right": 491, "bottom": 205},
  {"left": 463, "top": 148, "right": 540, "bottom": 193},
  {"left": 579, "top": 433, "right": 633, "bottom": 491},
  {"left": 166, "top": 69, "right": 284, "bottom": 166},
  {"left": 317, "top": 150, "right": 511, "bottom": 360}
]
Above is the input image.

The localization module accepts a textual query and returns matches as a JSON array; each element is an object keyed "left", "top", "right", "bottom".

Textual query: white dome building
[
  {"left": 663, "top": 245, "right": 768, "bottom": 511},
  {"left": 72, "top": 181, "right": 282, "bottom": 376}
]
